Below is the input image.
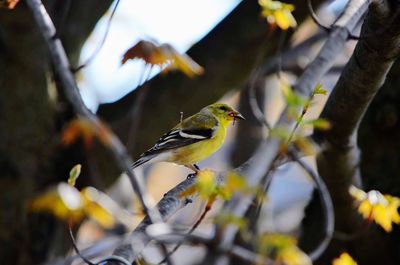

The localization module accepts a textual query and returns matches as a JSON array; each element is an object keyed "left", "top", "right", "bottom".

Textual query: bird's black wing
[{"left": 141, "top": 127, "right": 215, "bottom": 157}]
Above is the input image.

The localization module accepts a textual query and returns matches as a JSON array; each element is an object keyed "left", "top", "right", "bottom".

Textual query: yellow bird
[{"left": 131, "top": 103, "right": 244, "bottom": 172}]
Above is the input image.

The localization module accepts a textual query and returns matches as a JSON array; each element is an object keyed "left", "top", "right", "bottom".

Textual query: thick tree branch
[
  {"left": 212, "top": 1, "right": 369, "bottom": 264},
  {"left": 23, "top": 3, "right": 179, "bottom": 264},
  {"left": 0, "top": 1, "right": 112, "bottom": 263},
  {"left": 309, "top": 0, "right": 400, "bottom": 261},
  {"left": 112, "top": 176, "right": 198, "bottom": 262}
]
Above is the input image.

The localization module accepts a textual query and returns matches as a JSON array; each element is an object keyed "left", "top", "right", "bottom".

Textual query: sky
[{"left": 79, "top": 0, "right": 241, "bottom": 111}]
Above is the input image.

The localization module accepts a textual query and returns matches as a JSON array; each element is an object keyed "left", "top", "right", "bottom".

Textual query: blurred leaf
[
  {"left": 225, "top": 172, "right": 247, "bottom": 192},
  {"left": 81, "top": 187, "right": 115, "bottom": 229},
  {"left": 257, "top": 234, "right": 311, "bottom": 265},
  {"left": 29, "top": 183, "right": 84, "bottom": 223},
  {"left": 61, "top": 118, "right": 113, "bottom": 147},
  {"left": 214, "top": 214, "right": 247, "bottom": 232},
  {"left": 259, "top": 0, "right": 297, "bottom": 30},
  {"left": 280, "top": 82, "right": 307, "bottom": 107},
  {"left": 121, "top": 40, "right": 203, "bottom": 78},
  {"left": 30, "top": 183, "right": 115, "bottom": 228},
  {"left": 68, "top": 164, "right": 82, "bottom": 187},
  {"left": 270, "top": 126, "right": 290, "bottom": 140},
  {"left": 196, "top": 169, "right": 217, "bottom": 199},
  {"left": 305, "top": 118, "right": 332, "bottom": 131},
  {"left": 61, "top": 119, "right": 95, "bottom": 147},
  {"left": 217, "top": 172, "right": 247, "bottom": 200},
  {"left": 293, "top": 137, "right": 315, "bottom": 156},
  {"left": 332, "top": 252, "right": 358, "bottom": 265},
  {"left": 0, "top": 0, "right": 19, "bottom": 9},
  {"left": 350, "top": 186, "right": 400, "bottom": 232},
  {"left": 121, "top": 40, "right": 163, "bottom": 65},
  {"left": 314, "top": 83, "right": 328, "bottom": 95}
]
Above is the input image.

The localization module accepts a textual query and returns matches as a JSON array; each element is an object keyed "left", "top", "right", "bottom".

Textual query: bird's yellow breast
[{"left": 169, "top": 123, "right": 227, "bottom": 165}]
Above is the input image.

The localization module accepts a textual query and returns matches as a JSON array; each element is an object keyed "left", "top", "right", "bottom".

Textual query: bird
[{"left": 131, "top": 103, "right": 245, "bottom": 173}]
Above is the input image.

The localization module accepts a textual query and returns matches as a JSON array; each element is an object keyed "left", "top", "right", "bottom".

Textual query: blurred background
[{"left": 4, "top": 0, "right": 400, "bottom": 264}]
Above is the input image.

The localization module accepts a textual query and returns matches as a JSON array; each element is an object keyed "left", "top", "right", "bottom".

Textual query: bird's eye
[{"left": 219, "top": 106, "right": 228, "bottom": 111}]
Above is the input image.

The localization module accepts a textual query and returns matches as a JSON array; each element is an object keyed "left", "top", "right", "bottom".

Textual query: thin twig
[
  {"left": 69, "top": 224, "right": 95, "bottom": 265},
  {"left": 306, "top": 0, "right": 393, "bottom": 41},
  {"left": 245, "top": 33, "right": 273, "bottom": 130},
  {"left": 74, "top": 0, "right": 121, "bottom": 72},
  {"left": 247, "top": 72, "right": 271, "bottom": 130},
  {"left": 286, "top": 88, "right": 316, "bottom": 144},
  {"left": 69, "top": 225, "right": 131, "bottom": 265},
  {"left": 126, "top": 65, "right": 152, "bottom": 151},
  {"left": 95, "top": 255, "right": 131, "bottom": 265},
  {"left": 275, "top": 30, "right": 287, "bottom": 79},
  {"left": 158, "top": 198, "right": 216, "bottom": 264},
  {"left": 307, "top": 0, "right": 330, "bottom": 32},
  {"left": 288, "top": 151, "right": 334, "bottom": 261}
]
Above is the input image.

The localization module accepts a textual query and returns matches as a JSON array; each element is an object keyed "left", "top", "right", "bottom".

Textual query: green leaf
[
  {"left": 68, "top": 164, "right": 82, "bottom": 187},
  {"left": 214, "top": 214, "right": 248, "bottom": 231},
  {"left": 281, "top": 82, "right": 307, "bottom": 107},
  {"left": 313, "top": 83, "right": 328, "bottom": 95}
]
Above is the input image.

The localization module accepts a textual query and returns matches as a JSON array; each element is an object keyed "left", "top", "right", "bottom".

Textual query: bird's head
[{"left": 206, "top": 103, "right": 245, "bottom": 126}]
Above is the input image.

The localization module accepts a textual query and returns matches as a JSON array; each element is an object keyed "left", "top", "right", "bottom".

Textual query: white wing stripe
[
  {"left": 156, "top": 138, "right": 178, "bottom": 147},
  {"left": 179, "top": 130, "right": 208, "bottom": 139}
]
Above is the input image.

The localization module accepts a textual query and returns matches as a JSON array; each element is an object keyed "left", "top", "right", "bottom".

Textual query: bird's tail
[{"left": 130, "top": 155, "right": 154, "bottom": 170}]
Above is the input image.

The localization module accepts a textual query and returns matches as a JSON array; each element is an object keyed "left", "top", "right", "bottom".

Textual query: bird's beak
[{"left": 230, "top": 111, "right": 245, "bottom": 120}]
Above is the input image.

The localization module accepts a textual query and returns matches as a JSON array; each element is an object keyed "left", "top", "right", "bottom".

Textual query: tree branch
[
  {"left": 105, "top": 1, "right": 370, "bottom": 263},
  {"left": 111, "top": 176, "right": 198, "bottom": 262},
  {"left": 212, "top": 1, "right": 369, "bottom": 264},
  {"left": 26, "top": 0, "right": 161, "bottom": 224},
  {"left": 309, "top": 0, "right": 400, "bottom": 260},
  {"left": 24, "top": 1, "right": 174, "bottom": 262}
]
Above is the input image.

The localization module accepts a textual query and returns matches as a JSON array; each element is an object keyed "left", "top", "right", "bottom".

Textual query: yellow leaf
[
  {"left": 306, "top": 118, "right": 332, "bottom": 131},
  {"left": 68, "top": 164, "right": 82, "bottom": 187},
  {"left": 275, "top": 9, "right": 296, "bottom": 30},
  {"left": 30, "top": 183, "right": 116, "bottom": 229},
  {"left": 259, "top": 0, "right": 297, "bottom": 30},
  {"left": 293, "top": 137, "right": 315, "bottom": 156},
  {"left": 350, "top": 186, "right": 400, "bottom": 232},
  {"left": 216, "top": 172, "right": 258, "bottom": 201},
  {"left": 223, "top": 172, "right": 247, "bottom": 195},
  {"left": 167, "top": 52, "right": 204, "bottom": 78},
  {"left": 257, "top": 234, "right": 311, "bottom": 265},
  {"left": 332, "top": 252, "right": 358, "bottom": 265},
  {"left": 196, "top": 169, "right": 217, "bottom": 199},
  {"left": 29, "top": 183, "right": 84, "bottom": 223},
  {"left": 81, "top": 187, "right": 115, "bottom": 229}
]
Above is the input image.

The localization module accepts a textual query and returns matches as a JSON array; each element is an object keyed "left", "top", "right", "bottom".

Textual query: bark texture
[{"left": 0, "top": 1, "right": 112, "bottom": 263}]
